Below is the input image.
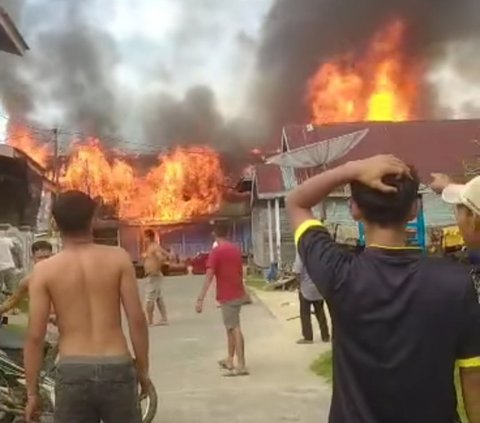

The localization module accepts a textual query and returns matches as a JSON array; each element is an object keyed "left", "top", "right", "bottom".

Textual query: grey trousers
[{"left": 54, "top": 356, "right": 142, "bottom": 423}]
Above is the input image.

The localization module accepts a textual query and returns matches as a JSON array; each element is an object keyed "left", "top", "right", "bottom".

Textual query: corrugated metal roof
[
  {"left": 0, "top": 8, "right": 29, "bottom": 56},
  {"left": 283, "top": 119, "right": 480, "bottom": 181},
  {"left": 253, "top": 163, "right": 286, "bottom": 198},
  {"left": 251, "top": 120, "right": 480, "bottom": 195}
]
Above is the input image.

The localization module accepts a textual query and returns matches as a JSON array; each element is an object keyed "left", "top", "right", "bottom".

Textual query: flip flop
[
  {"left": 223, "top": 367, "right": 250, "bottom": 377},
  {"left": 218, "top": 359, "right": 234, "bottom": 370}
]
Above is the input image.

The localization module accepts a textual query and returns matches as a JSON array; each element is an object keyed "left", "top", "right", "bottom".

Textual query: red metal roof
[
  {"left": 254, "top": 163, "right": 285, "bottom": 197},
  {"left": 255, "top": 120, "right": 480, "bottom": 196},
  {"left": 283, "top": 120, "right": 480, "bottom": 181}
]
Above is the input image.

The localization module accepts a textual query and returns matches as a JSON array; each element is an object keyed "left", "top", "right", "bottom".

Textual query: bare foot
[{"left": 157, "top": 320, "right": 169, "bottom": 326}]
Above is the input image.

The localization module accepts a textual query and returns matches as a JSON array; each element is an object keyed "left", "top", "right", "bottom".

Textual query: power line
[{"left": 0, "top": 114, "right": 223, "bottom": 157}]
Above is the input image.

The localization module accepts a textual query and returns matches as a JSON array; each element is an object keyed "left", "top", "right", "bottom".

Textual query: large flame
[
  {"left": 6, "top": 123, "right": 50, "bottom": 167},
  {"left": 59, "top": 139, "right": 225, "bottom": 223},
  {"left": 307, "top": 19, "right": 418, "bottom": 124}
]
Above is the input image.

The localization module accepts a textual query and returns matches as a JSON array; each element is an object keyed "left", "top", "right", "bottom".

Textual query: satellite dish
[{"left": 266, "top": 128, "right": 369, "bottom": 169}]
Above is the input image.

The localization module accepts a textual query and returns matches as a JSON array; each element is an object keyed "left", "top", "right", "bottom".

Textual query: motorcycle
[
  {"left": 0, "top": 350, "right": 54, "bottom": 422},
  {"left": 0, "top": 325, "right": 158, "bottom": 423}
]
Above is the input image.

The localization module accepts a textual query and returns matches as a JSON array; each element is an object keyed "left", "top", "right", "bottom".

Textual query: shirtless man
[
  {"left": 143, "top": 229, "right": 168, "bottom": 326},
  {"left": 24, "top": 191, "right": 149, "bottom": 423}
]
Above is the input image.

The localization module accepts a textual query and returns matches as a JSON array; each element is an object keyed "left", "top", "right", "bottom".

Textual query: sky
[
  {"left": 1, "top": 0, "right": 479, "bottom": 144},
  {"left": 0, "top": 0, "right": 274, "bottom": 143}
]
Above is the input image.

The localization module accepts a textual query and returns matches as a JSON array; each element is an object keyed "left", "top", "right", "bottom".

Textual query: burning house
[
  {"left": 0, "top": 143, "right": 56, "bottom": 268},
  {"left": 48, "top": 139, "right": 251, "bottom": 264},
  {"left": 252, "top": 119, "right": 480, "bottom": 269},
  {"left": 248, "top": 2, "right": 480, "bottom": 269}
]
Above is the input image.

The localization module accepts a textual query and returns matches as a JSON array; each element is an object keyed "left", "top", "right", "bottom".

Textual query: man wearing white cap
[{"left": 431, "top": 173, "right": 480, "bottom": 249}]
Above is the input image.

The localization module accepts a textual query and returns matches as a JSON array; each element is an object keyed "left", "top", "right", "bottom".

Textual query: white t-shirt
[{"left": 0, "top": 238, "right": 15, "bottom": 272}]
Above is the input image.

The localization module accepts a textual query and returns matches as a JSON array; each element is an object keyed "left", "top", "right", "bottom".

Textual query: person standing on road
[
  {"left": 287, "top": 155, "right": 480, "bottom": 423},
  {"left": 196, "top": 222, "right": 249, "bottom": 376},
  {"left": 24, "top": 191, "right": 149, "bottom": 422},
  {"left": 0, "top": 240, "right": 59, "bottom": 345},
  {"left": 293, "top": 254, "right": 330, "bottom": 344},
  {"left": 0, "top": 240, "right": 53, "bottom": 315},
  {"left": 143, "top": 229, "right": 169, "bottom": 326}
]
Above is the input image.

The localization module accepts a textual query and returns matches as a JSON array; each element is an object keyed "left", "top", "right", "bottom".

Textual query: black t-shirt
[{"left": 296, "top": 219, "right": 480, "bottom": 423}]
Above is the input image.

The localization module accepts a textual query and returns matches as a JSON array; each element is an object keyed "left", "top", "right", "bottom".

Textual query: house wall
[
  {"left": 251, "top": 204, "right": 268, "bottom": 267},
  {"left": 322, "top": 192, "right": 457, "bottom": 243},
  {"left": 251, "top": 199, "right": 296, "bottom": 269},
  {"left": 422, "top": 192, "right": 456, "bottom": 227}
]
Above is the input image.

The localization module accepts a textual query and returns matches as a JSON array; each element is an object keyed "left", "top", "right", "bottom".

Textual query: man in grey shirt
[{"left": 293, "top": 254, "right": 330, "bottom": 344}]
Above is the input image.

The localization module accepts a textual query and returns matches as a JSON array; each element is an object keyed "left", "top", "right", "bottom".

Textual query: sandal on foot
[
  {"left": 218, "top": 359, "right": 233, "bottom": 370},
  {"left": 223, "top": 367, "right": 250, "bottom": 377}
]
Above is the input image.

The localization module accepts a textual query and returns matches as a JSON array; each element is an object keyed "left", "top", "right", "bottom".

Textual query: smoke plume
[
  {"left": 2, "top": 0, "right": 480, "bottom": 159},
  {"left": 0, "top": 0, "right": 268, "bottom": 157},
  {"left": 251, "top": 0, "right": 480, "bottom": 133}
]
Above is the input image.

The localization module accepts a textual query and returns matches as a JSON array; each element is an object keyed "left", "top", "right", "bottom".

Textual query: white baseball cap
[{"left": 442, "top": 176, "right": 480, "bottom": 215}]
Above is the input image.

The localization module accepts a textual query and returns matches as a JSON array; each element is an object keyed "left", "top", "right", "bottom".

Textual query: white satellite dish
[{"left": 266, "top": 128, "right": 369, "bottom": 169}]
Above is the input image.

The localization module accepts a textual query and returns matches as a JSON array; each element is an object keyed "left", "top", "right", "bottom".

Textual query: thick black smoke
[
  {"left": 0, "top": 0, "right": 119, "bottom": 142},
  {"left": 0, "top": 0, "right": 262, "bottom": 159},
  {"left": 252, "top": 0, "right": 480, "bottom": 133}
]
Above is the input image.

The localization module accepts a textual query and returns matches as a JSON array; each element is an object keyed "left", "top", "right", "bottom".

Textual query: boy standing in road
[
  {"left": 287, "top": 155, "right": 480, "bottom": 423},
  {"left": 143, "top": 229, "right": 169, "bottom": 326},
  {"left": 196, "top": 222, "right": 249, "bottom": 376},
  {"left": 0, "top": 240, "right": 59, "bottom": 345},
  {"left": 0, "top": 240, "right": 53, "bottom": 315},
  {"left": 24, "top": 191, "right": 149, "bottom": 422}
]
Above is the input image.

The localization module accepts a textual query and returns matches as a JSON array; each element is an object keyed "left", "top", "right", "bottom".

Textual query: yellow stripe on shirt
[
  {"left": 457, "top": 357, "right": 480, "bottom": 368},
  {"left": 294, "top": 219, "right": 323, "bottom": 246}
]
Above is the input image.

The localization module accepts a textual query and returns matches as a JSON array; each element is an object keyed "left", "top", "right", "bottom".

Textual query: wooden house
[{"left": 251, "top": 119, "right": 480, "bottom": 269}]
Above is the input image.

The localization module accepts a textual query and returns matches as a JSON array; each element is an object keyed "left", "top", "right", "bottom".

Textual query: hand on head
[{"left": 349, "top": 155, "right": 412, "bottom": 192}]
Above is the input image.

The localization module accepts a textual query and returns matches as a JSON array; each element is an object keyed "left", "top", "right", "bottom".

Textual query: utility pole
[{"left": 52, "top": 127, "right": 59, "bottom": 185}]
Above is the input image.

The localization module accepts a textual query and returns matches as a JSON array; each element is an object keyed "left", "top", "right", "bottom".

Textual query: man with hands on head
[{"left": 286, "top": 155, "right": 480, "bottom": 423}]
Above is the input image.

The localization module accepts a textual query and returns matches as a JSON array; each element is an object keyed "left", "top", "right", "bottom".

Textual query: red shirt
[{"left": 207, "top": 241, "right": 244, "bottom": 303}]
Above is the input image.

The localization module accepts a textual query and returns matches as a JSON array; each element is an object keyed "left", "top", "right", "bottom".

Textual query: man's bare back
[
  {"left": 25, "top": 191, "right": 148, "bottom": 422},
  {"left": 34, "top": 244, "right": 134, "bottom": 357}
]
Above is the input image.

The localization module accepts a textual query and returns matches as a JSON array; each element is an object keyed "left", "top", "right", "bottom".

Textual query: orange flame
[
  {"left": 6, "top": 123, "right": 50, "bottom": 167},
  {"left": 59, "top": 139, "right": 225, "bottom": 223},
  {"left": 307, "top": 19, "right": 418, "bottom": 124}
]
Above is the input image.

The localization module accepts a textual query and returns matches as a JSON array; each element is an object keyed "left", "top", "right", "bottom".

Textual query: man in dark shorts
[
  {"left": 24, "top": 191, "right": 149, "bottom": 422},
  {"left": 196, "top": 222, "right": 248, "bottom": 376},
  {"left": 286, "top": 155, "right": 480, "bottom": 423},
  {"left": 293, "top": 253, "right": 330, "bottom": 344}
]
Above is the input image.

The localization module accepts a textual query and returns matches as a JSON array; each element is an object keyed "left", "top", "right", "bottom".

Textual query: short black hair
[
  {"left": 213, "top": 222, "right": 229, "bottom": 238},
  {"left": 31, "top": 240, "right": 52, "bottom": 255},
  {"left": 350, "top": 167, "right": 419, "bottom": 227},
  {"left": 52, "top": 191, "right": 97, "bottom": 236},
  {"left": 144, "top": 229, "right": 155, "bottom": 240}
]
